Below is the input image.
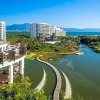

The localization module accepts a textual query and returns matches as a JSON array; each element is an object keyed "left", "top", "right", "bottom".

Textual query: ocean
[
  {"left": 67, "top": 32, "right": 100, "bottom": 36},
  {"left": 6, "top": 32, "right": 100, "bottom": 36}
]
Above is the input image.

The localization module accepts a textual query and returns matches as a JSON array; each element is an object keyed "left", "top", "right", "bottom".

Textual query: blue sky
[{"left": 0, "top": 0, "right": 100, "bottom": 28}]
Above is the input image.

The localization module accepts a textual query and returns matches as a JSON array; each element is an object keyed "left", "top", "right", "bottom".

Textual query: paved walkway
[
  {"left": 37, "top": 58, "right": 61, "bottom": 100},
  {"left": 61, "top": 71, "right": 72, "bottom": 99},
  {"left": 34, "top": 67, "right": 47, "bottom": 92}
]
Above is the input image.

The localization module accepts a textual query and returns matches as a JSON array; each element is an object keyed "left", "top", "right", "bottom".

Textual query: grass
[{"left": 25, "top": 47, "right": 78, "bottom": 60}]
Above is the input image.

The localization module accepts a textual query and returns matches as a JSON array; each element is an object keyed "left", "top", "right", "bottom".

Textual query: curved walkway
[
  {"left": 61, "top": 71, "right": 72, "bottom": 99},
  {"left": 37, "top": 58, "right": 61, "bottom": 100},
  {"left": 34, "top": 67, "right": 47, "bottom": 92}
]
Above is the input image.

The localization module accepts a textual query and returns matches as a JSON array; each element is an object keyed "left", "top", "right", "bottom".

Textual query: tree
[{"left": 0, "top": 76, "right": 47, "bottom": 100}]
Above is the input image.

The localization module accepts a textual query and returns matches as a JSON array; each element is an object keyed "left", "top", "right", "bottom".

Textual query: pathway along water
[
  {"left": 34, "top": 67, "right": 47, "bottom": 91},
  {"left": 61, "top": 71, "right": 72, "bottom": 99},
  {"left": 37, "top": 58, "right": 61, "bottom": 100}
]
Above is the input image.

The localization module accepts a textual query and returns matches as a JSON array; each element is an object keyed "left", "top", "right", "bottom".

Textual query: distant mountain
[
  {"left": 6, "top": 23, "right": 30, "bottom": 32},
  {"left": 63, "top": 28, "right": 100, "bottom": 32},
  {"left": 6, "top": 23, "right": 100, "bottom": 33}
]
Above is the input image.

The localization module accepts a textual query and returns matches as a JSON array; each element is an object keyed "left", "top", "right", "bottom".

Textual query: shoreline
[
  {"left": 34, "top": 67, "right": 47, "bottom": 92},
  {"left": 56, "top": 50, "right": 80, "bottom": 55},
  {"left": 26, "top": 50, "right": 80, "bottom": 60}
]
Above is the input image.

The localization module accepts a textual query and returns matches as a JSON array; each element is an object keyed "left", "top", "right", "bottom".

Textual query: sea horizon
[
  {"left": 67, "top": 32, "right": 100, "bottom": 36},
  {"left": 6, "top": 31, "right": 100, "bottom": 36}
]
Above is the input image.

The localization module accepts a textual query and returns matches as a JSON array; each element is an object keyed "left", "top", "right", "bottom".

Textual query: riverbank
[
  {"left": 50, "top": 45, "right": 100, "bottom": 100},
  {"left": 29, "top": 50, "right": 80, "bottom": 61},
  {"left": 34, "top": 68, "right": 47, "bottom": 92},
  {"left": 56, "top": 50, "right": 80, "bottom": 55},
  {"left": 80, "top": 35, "right": 100, "bottom": 53}
]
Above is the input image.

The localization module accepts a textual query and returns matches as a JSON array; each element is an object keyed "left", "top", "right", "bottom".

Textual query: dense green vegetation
[
  {"left": 7, "top": 34, "right": 80, "bottom": 51},
  {"left": 0, "top": 77, "right": 47, "bottom": 100},
  {"left": 80, "top": 36, "right": 100, "bottom": 53},
  {"left": 7, "top": 34, "right": 80, "bottom": 60},
  {"left": 7, "top": 34, "right": 100, "bottom": 56}
]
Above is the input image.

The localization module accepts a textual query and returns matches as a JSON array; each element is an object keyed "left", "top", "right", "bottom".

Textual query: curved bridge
[
  {"left": 37, "top": 58, "right": 61, "bottom": 100},
  {"left": 34, "top": 67, "right": 47, "bottom": 92}
]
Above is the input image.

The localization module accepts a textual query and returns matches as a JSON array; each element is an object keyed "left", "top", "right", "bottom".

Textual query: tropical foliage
[
  {"left": 7, "top": 34, "right": 80, "bottom": 60},
  {"left": 7, "top": 34, "right": 79, "bottom": 52},
  {"left": 80, "top": 36, "right": 100, "bottom": 53},
  {"left": 0, "top": 77, "right": 47, "bottom": 100}
]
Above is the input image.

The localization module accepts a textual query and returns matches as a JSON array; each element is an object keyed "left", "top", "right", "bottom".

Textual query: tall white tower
[{"left": 0, "top": 21, "right": 6, "bottom": 41}]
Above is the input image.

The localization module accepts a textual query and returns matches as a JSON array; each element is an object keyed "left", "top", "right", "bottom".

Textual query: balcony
[{"left": 0, "top": 43, "right": 27, "bottom": 66}]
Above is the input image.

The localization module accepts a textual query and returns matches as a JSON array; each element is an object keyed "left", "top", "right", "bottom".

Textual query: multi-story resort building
[
  {"left": 0, "top": 22, "right": 6, "bottom": 41},
  {"left": 30, "top": 23, "right": 66, "bottom": 38},
  {"left": 0, "top": 22, "right": 7, "bottom": 52},
  {"left": 30, "top": 23, "right": 51, "bottom": 38},
  {"left": 54, "top": 27, "right": 66, "bottom": 36},
  {"left": 0, "top": 21, "right": 27, "bottom": 85}
]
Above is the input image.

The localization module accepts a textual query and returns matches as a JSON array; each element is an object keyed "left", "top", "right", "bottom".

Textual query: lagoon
[
  {"left": 50, "top": 45, "right": 100, "bottom": 100},
  {"left": 15, "top": 45, "right": 100, "bottom": 100}
]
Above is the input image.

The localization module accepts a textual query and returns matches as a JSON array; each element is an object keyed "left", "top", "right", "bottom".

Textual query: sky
[{"left": 0, "top": 0, "right": 100, "bottom": 28}]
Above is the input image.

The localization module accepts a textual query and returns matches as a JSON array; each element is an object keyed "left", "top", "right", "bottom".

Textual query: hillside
[
  {"left": 6, "top": 23, "right": 100, "bottom": 32},
  {"left": 6, "top": 23, "right": 30, "bottom": 32}
]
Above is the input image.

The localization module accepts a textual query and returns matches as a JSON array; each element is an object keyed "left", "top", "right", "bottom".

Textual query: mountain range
[
  {"left": 6, "top": 23, "right": 30, "bottom": 32},
  {"left": 6, "top": 23, "right": 100, "bottom": 32}
]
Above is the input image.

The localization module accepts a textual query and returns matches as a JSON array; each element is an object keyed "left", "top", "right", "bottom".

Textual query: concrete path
[
  {"left": 34, "top": 67, "right": 47, "bottom": 92},
  {"left": 61, "top": 71, "right": 72, "bottom": 99},
  {"left": 37, "top": 58, "right": 61, "bottom": 100}
]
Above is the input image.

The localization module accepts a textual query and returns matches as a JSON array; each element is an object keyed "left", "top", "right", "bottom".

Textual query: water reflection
[{"left": 56, "top": 58, "right": 74, "bottom": 70}]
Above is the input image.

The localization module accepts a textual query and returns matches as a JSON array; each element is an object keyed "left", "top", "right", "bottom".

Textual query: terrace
[{"left": 0, "top": 43, "right": 27, "bottom": 85}]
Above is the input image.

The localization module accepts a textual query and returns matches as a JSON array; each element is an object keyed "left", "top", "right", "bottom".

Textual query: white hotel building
[
  {"left": 0, "top": 21, "right": 27, "bottom": 84},
  {"left": 0, "top": 22, "right": 6, "bottom": 41},
  {"left": 0, "top": 22, "right": 7, "bottom": 52},
  {"left": 54, "top": 27, "right": 66, "bottom": 36},
  {"left": 30, "top": 23, "right": 51, "bottom": 37},
  {"left": 30, "top": 23, "right": 66, "bottom": 38}
]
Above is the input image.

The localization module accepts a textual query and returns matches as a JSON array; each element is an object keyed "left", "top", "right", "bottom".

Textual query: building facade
[
  {"left": 30, "top": 23, "right": 66, "bottom": 38},
  {"left": 0, "top": 22, "right": 6, "bottom": 41},
  {"left": 54, "top": 27, "right": 66, "bottom": 36},
  {"left": 31, "top": 23, "right": 51, "bottom": 38}
]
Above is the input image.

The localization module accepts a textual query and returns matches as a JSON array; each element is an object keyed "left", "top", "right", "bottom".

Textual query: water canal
[
  {"left": 50, "top": 45, "right": 100, "bottom": 100},
  {"left": 16, "top": 45, "right": 100, "bottom": 100}
]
